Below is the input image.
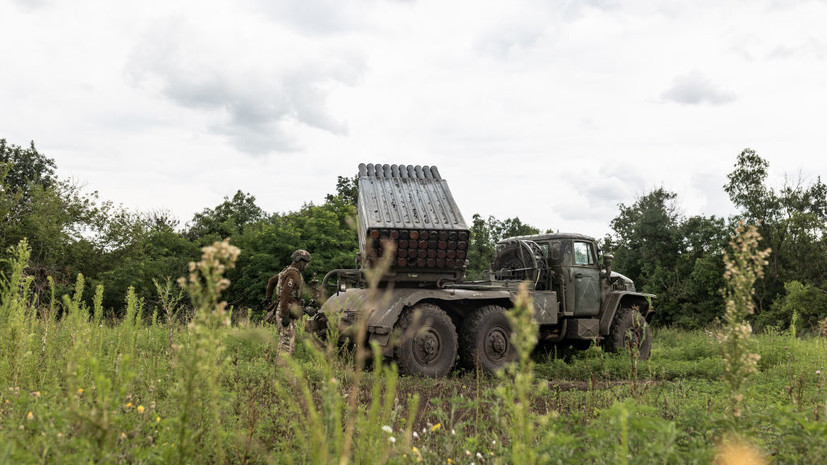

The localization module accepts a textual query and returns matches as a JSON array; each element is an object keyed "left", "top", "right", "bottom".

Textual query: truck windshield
[{"left": 573, "top": 241, "right": 595, "bottom": 265}]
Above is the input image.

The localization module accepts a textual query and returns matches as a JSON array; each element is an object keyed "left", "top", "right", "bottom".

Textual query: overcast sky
[{"left": 2, "top": 0, "right": 826, "bottom": 238}]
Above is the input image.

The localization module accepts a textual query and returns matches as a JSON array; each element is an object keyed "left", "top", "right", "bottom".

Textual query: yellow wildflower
[
  {"left": 125, "top": 402, "right": 132, "bottom": 409},
  {"left": 716, "top": 438, "right": 767, "bottom": 465},
  {"left": 156, "top": 416, "right": 161, "bottom": 423},
  {"left": 431, "top": 423, "right": 441, "bottom": 432},
  {"left": 77, "top": 388, "right": 84, "bottom": 395},
  {"left": 27, "top": 411, "right": 34, "bottom": 420},
  {"left": 137, "top": 405, "right": 145, "bottom": 414}
]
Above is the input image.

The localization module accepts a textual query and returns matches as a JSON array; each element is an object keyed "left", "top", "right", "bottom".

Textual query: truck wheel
[
  {"left": 460, "top": 305, "right": 517, "bottom": 372},
  {"left": 605, "top": 307, "right": 652, "bottom": 360},
  {"left": 395, "top": 303, "right": 457, "bottom": 377}
]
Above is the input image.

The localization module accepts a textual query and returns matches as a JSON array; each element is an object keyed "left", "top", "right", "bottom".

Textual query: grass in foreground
[{"left": 1, "top": 238, "right": 827, "bottom": 464}]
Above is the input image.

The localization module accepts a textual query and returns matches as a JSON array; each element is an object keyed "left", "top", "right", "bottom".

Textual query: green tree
[
  {"left": 608, "top": 187, "right": 683, "bottom": 288},
  {"left": 186, "top": 190, "right": 266, "bottom": 243},
  {"left": 607, "top": 189, "right": 728, "bottom": 327},
  {"left": 724, "top": 148, "right": 827, "bottom": 313},
  {"left": 756, "top": 280, "right": 827, "bottom": 333},
  {"left": 90, "top": 214, "right": 200, "bottom": 312},
  {"left": 0, "top": 139, "right": 57, "bottom": 202},
  {"left": 1, "top": 140, "right": 103, "bottom": 296},
  {"left": 325, "top": 175, "right": 358, "bottom": 206}
]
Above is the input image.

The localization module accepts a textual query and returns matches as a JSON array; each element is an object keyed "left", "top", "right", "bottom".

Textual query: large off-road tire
[
  {"left": 395, "top": 303, "right": 458, "bottom": 377},
  {"left": 605, "top": 307, "right": 652, "bottom": 360},
  {"left": 459, "top": 305, "right": 517, "bottom": 373}
]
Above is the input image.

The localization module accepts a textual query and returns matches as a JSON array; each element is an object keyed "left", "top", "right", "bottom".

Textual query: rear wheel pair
[{"left": 395, "top": 304, "right": 516, "bottom": 377}]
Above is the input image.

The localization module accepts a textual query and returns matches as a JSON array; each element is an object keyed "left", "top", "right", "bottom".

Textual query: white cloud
[
  {"left": 125, "top": 15, "right": 365, "bottom": 154},
  {"left": 660, "top": 71, "right": 736, "bottom": 105}
]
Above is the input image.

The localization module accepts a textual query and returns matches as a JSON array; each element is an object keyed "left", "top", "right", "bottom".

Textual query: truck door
[{"left": 571, "top": 241, "right": 600, "bottom": 316}]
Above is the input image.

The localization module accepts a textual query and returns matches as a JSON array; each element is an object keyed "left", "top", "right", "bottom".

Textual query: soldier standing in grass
[{"left": 264, "top": 249, "right": 311, "bottom": 355}]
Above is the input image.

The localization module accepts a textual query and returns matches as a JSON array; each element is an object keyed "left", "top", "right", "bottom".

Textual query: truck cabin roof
[{"left": 497, "top": 232, "right": 597, "bottom": 244}]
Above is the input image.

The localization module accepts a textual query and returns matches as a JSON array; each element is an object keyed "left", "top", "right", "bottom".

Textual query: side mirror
[{"left": 603, "top": 254, "right": 613, "bottom": 277}]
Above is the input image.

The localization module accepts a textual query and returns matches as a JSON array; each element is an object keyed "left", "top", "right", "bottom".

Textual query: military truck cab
[{"left": 492, "top": 234, "right": 653, "bottom": 349}]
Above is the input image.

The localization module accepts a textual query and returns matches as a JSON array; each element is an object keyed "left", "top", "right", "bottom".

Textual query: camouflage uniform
[{"left": 264, "top": 250, "right": 311, "bottom": 356}]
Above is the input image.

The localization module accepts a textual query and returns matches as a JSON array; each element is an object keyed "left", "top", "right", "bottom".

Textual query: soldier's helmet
[{"left": 291, "top": 249, "right": 312, "bottom": 263}]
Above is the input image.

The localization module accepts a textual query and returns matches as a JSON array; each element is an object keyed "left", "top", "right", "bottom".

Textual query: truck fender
[{"left": 598, "top": 292, "right": 655, "bottom": 336}]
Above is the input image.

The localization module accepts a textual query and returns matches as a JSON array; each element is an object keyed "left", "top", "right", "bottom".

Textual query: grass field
[{"left": 2, "top": 240, "right": 826, "bottom": 464}]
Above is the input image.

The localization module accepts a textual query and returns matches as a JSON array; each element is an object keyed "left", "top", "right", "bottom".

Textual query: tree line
[{"left": 2, "top": 139, "right": 825, "bottom": 331}]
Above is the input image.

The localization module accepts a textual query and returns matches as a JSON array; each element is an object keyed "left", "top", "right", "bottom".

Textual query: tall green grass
[{"left": 1, "top": 237, "right": 827, "bottom": 464}]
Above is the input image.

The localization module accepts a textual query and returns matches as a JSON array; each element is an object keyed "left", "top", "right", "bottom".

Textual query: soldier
[{"left": 264, "top": 249, "right": 311, "bottom": 355}]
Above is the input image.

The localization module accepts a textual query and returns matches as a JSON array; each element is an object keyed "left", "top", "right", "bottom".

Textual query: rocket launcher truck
[{"left": 313, "top": 163, "right": 654, "bottom": 377}]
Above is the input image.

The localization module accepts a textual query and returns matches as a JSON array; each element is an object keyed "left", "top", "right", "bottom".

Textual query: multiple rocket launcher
[
  {"left": 357, "top": 163, "right": 470, "bottom": 280},
  {"left": 364, "top": 227, "right": 469, "bottom": 268}
]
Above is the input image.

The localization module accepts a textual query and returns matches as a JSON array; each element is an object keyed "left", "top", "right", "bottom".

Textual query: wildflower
[
  {"left": 422, "top": 427, "right": 427, "bottom": 434},
  {"left": 120, "top": 432, "right": 127, "bottom": 440},
  {"left": 33, "top": 391, "right": 41, "bottom": 399},
  {"left": 412, "top": 446, "right": 423, "bottom": 462},
  {"left": 465, "top": 450, "right": 471, "bottom": 456},
  {"left": 389, "top": 436, "right": 396, "bottom": 444},
  {"left": 716, "top": 438, "right": 767, "bottom": 465},
  {"left": 27, "top": 411, "right": 34, "bottom": 420},
  {"left": 156, "top": 416, "right": 161, "bottom": 423},
  {"left": 451, "top": 428, "right": 456, "bottom": 435},
  {"left": 818, "top": 370, "right": 822, "bottom": 375},
  {"left": 448, "top": 459, "right": 452, "bottom": 464},
  {"left": 381, "top": 425, "right": 393, "bottom": 434},
  {"left": 125, "top": 402, "right": 132, "bottom": 409},
  {"left": 431, "top": 423, "right": 442, "bottom": 432},
  {"left": 137, "top": 405, "right": 145, "bottom": 414},
  {"left": 492, "top": 440, "right": 497, "bottom": 445},
  {"left": 412, "top": 432, "right": 419, "bottom": 439},
  {"left": 77, "top": 388, "right": 84, "bottom": 395},
  {"left": 476, "top": 452, "right": 483, "bottom": 459}
]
